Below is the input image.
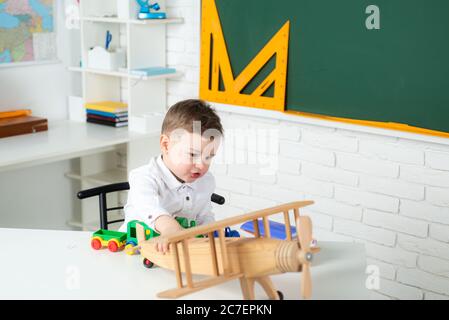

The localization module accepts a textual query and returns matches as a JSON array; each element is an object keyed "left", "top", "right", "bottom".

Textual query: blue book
[
  {"left": 130, "top": 67, "right": 176, "bottom": 77},
  {"left": 240, "top": 219, "right": 297, "bottom": 240},
  {"left": 86, "top": 109, "right": 128, "bottom": 118}
]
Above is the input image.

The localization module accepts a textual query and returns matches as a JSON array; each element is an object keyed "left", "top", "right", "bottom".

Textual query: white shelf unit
[
  {"left": 68, "top": 66, "right": 183, "bottom": 80},
  {"left": 66, "top": 0, "right": 180, "bottom": 230},
  {"left": 80, "top": 16, "right": 184, "bottom": 25}
]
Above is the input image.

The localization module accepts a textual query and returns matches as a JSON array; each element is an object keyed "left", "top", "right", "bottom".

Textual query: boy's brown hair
[{"left": 161, "top": 99, "right": 223, "bottom": 136}]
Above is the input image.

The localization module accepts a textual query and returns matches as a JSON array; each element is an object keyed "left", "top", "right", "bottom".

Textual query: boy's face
[{"left": 160, "top": 130, "right": 221, "bottom": 183}]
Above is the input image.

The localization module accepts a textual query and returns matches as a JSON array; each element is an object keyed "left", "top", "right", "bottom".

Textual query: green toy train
[{"left": 91, "top": 217, "right": 198, "bottom": 255}]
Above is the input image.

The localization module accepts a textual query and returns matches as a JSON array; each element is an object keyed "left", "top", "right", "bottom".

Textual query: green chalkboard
[{"left": 214, "top": 0, "right": 449, "bottom": 133}]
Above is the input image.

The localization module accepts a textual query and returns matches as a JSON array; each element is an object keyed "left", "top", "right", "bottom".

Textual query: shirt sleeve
[
  {"left": 125, "top": 168, "right": 170, "bottom": 230},
  {"left": 195, "top": 174, "right": 216, "bottom": 225}
]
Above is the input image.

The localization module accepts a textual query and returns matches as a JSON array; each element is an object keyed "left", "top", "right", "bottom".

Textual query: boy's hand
[
  {"left": 153, "top": 215, "right": 183, "bottom": 254},
  {"left": 153, "top": 235, "right": 170, "bottom": 254}
]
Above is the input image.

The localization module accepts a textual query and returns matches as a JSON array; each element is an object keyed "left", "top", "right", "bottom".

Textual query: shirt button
[{"left": 186, "top": 196, "right": 190, "bottom": 201}]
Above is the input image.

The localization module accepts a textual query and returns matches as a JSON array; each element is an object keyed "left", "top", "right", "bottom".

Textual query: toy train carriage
[
  {"left": 91, "top": 229, "right": 127, "bottom": 252},
  {"left": 91, "top": 220, "right": 154, "bottom": 252},
  {"left": 90, "top": 217, "right": 199, "bottom": 253}
]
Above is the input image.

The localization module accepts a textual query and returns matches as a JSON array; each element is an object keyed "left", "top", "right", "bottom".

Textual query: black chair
[{"left": 77, "top": 182, "right": 225, "bottom": 230}]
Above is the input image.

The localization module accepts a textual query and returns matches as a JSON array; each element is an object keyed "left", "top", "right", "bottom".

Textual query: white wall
[
  {"left": 165, "top": 0, "right": 449, "bottom": 300},
  {"left": 0, "top": 1, "right": 80, "bottom": 230}
]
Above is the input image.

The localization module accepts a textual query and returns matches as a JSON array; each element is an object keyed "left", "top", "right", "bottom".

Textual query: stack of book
[{"left": 85, "top": 101, "right": 128, "bottom": 127}]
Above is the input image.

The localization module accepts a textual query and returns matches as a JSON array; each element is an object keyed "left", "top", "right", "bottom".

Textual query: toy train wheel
[
  {"left": 125, "top": 243, "right": 139, "bottom": 255},
  {"left": 91, "top": 238, "right": 102, "bottom": 250},
  {"left": 277, "top": 290, "right": 284, "bottom": 300},
  {"left": 108, "top": 240, "right": 119, "bottom": 252},
  {"left": 143, "top": 258, "right": 154, "bottom": 268}
]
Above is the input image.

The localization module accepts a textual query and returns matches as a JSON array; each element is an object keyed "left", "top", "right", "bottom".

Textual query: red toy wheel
[
  {"left": 91, "top": 238, "right": 102, "bottom": 250},
  {"left": 108, "top": 240, "right": 119, "bottom": 252},
  {"left": 143, "top": 258, "right": 154, "bottom": 268}
]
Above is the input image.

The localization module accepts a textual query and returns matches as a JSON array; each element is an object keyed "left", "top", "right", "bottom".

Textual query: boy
[{"left": 119, "top": 99, "right": 223, "bottom": 254}]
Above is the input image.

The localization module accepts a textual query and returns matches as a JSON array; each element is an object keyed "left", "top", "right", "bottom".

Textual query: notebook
[
  {"left": 86, "top": 109, "right": 128, "bottom": 118},
  {"left": 87, "top": 114, "right": 128, "bottom": 123},
  {"left": 85, "top": 101, "right": 128, "bottom": 113},
  {"left": 130, "top": 67, "right": 176, "bottom": 77},
  {"left": 87, "top": 117, "right": 128, "bottom": 127}
]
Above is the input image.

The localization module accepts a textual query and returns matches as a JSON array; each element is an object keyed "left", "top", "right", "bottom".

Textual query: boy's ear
[{"left": 160, "top": 134, "right": 170, "bottom": 154}]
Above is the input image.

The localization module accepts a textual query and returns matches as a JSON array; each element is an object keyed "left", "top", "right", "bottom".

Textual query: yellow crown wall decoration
[{"left": 199, "top": 0, "right": 290, "bottom": 111}]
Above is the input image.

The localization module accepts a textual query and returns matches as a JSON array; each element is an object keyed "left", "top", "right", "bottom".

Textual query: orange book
[{"left": 0, "top": 109, "right": 32, "bottom": 119}]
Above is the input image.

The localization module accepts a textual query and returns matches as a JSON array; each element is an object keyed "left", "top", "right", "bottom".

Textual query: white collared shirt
[{"left": 118, "top": 155, "right": 215, "bottom": 232}]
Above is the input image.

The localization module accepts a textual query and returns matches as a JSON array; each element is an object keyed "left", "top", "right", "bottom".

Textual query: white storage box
[
  {"left": 68, "top": 96, "right": 85, "bottom": 122},
  {"left": 117, "top": 0, "right": 139, "bottom": 19},
  {"left": 87, "top": 46, "right": 126, "bottom": 71},
  {"left": 129, "top": 112, "right": 165, "bottom": 133}
]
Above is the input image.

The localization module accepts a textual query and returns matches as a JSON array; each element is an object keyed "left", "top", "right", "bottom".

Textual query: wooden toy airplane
[{"left": 135, "top": 200, "right": 319, "bottom": 300}]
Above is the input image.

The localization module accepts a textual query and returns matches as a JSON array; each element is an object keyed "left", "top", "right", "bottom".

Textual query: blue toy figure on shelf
[{"left": 136, "top": 0, "right": 167, "bottom": 19}]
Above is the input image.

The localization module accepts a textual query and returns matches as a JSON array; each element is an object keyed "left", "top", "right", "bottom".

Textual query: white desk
[
  {"left": 0, "top": 228, "right": 370, "bottom": 300},
  {"left": 0, "top": 120, "right": 158, "bottom": 172}
]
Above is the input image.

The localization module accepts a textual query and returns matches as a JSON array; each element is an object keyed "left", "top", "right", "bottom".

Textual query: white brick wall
[
  {"left": 359, "top": 140, "right": 424, "bottom": 165},
  {"left": 418, "top": 255, "right": 449, "bottom": 278},
  {"left": 426, "top": 150, "right": 449, "bottom": 171},
  {"left": 302, "top": 162, "right": 358, "bottom": 186},
  {"left": 280, "top": 141, "right": 335, "bottom": 166},
  {"left": 337, "top": 153, "right": 399, "bottom": 178},
  {"left": 359, "top": 176, "right": 425, "bottom": 200},
  {"left": 365, "top": 242, "right": 417, "bottom": 268},
  {"left": 378, "top": 278, "right": 424, "bottom": 300},
  {"left": 398, "top": 234, "right": 449, "bottom": 261},
  {"left": 335, "top": 187, "right": 399, "bottom": 213},
  {"left": 366, "top": 258, "right": 396, "bottom": 280},
  {"left": 363, "top": 209, "right": 428, "bottom": 238},
  {"left": 333, "top": 219, "right": 396, "bottom": 246},
  {"left": 429, "top": 224, "right": 449, "bottom": 243},
  {"left": 166, "top": 0, "right": 449, "bottom": 300},
  {"left": 427, "top": 187, "right": 449, "bottom": 207},
  {"left": 302, "top": 129, "right": 358, "bottom": 152},
  {"left": 400, "top": 200, "right": 449, "bottom": 225},
  {"left": 397, "top": 268, "right": 449, "bottom": 296}
]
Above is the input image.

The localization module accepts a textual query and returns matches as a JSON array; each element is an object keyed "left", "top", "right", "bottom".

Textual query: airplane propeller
[{"left": 297, "top": 216, "right": 313, "bottom": 299}]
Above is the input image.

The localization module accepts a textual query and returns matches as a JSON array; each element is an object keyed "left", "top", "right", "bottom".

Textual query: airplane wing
[
  {"left": 164, "top": 200, "right": 314, "bottom": 244},
  {"left": 137, "top": 200, "right": 314, "bottom": 298}
]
